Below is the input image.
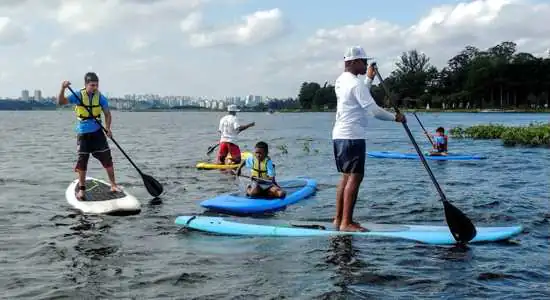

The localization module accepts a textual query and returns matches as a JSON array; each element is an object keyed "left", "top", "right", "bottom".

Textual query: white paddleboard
[{"left": 65, "top": 177, "right": 141, "bottom": 215}]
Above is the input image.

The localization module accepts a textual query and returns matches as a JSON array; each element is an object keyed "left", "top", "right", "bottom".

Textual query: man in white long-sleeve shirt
[{"left": 332, "top": 46, "right": 406, "bottom": 232}]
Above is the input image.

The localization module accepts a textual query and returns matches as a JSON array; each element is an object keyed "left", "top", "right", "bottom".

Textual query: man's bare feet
[
  {"left": 339, "top": 222, "right": 368, "bottom": 232},
  {"left": 333, "top": 218, "right": 341, "bottom": 229},
  {"left": 110, "top": 184, "right": 122, "bottom": 193},
  {"left": 76, "top": 189, "right": 85, "bottom": 200}
]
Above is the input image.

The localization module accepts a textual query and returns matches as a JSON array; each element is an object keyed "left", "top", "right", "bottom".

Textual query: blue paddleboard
[
  {"left": 175, "top": 216, "right": 523, "bottom": 245},
  {"left": 200, "top": 178, "right": 317, "bottom": 214},
  {"left": 367, "top": 151, "right": 487, "bottom": 161}
]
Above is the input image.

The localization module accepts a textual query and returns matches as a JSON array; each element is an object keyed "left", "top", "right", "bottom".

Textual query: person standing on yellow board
[
  {"left": 57, "top": 72, "right": 121, "bottom": 200},
  {"left": 217, "top": 104, "right": 255, "bottom": 164}
]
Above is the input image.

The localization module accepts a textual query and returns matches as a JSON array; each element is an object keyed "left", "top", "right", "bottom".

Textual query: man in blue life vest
[
  {"left": 236, "top": 141, "right": 286, "bottom": 199},
  {"left": 429, "top": 127, "right": 448, "bottom": 155},
  {"left": 57, "top": 72, "right": 121, "bottom": 200}
]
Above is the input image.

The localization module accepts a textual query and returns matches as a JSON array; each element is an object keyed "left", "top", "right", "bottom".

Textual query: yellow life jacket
[
  {"left": 251, "top": 157, "right": 274, "bottom": 179},
  {"left": 75, "top": 88, "right": 102, "bottom": 121}
]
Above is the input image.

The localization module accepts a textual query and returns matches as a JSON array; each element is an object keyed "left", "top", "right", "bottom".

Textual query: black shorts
[
  {"left": 77, "top": 129, "right": 109, "bottom": 154},
  {"left": 75, "top": 129, "right": 113, "bottom": 170},
  {"left": 333, "top": 139, "right": 366, "bottom": 175}
]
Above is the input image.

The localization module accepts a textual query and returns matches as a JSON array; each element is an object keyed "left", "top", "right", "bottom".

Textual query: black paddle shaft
[
  {"left": 371, "top": 63, "right": 476, "bottom": 243},
  {"left": 370, "top": 66, "right": 447, "bottom": 201},
  {"left": 413, "top": 112, "right": 435, "bottom": 147}
]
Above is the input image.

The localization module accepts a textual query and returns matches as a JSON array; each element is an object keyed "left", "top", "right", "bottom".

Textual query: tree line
[{"left": 288, "top": 41, "right": 550, "bottom": 110}]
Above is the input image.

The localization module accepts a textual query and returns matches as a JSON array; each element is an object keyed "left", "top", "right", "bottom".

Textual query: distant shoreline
[{"left": 1, "top": 107, "right": 549, "bottom": 113}]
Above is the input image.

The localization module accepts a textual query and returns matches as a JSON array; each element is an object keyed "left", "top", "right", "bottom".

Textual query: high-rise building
[
  {"left": 34, "top": 90, "right": 42, "bottom": 101},
  {"left": 21, "top": 90, "right": 29, "bottom": 101}
]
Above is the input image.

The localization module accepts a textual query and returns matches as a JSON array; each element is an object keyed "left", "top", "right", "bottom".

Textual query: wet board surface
[
  {"left": 367, "top": 151, "right": 487, "bottom": 161},
  {"left": 199, "top": 178, "right": 317, "bottom": 214},
  {"left": 175, "top": 216, "right": 523, "bottom": 245},
  {"left": 65, "top": 177, "right": 141, "bottom": 215}
]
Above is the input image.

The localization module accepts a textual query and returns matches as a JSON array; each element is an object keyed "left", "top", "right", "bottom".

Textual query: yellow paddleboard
[{"left": 196, "top": 151, "right": 252, "bottom": 170}]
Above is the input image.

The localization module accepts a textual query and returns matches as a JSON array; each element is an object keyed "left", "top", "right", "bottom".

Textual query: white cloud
[
  {"left": 33, "top": 55, "right": 56, "bottom": 66},
  {"left": 50, "top": 38, "right": 64, "bottom": 49},
  {"left": 264, "top": 0, "right": 550, "bottom": 94},
  {"left": 0, "top": 0, "right": 548, "bottom": 99},
  {"left": 128, "top": 36, "right": 151, "bottom": 52},
  {"left": 180, "top": 11, "right": 203, "bottom": 33},
  {"left": 0, "top": 17, "right": 26, "bottom": 45},
  {"left": 184, "top": 8, "right": 286, "bottom": 48},
  {"left": 54, "top": 0, "right": 207, "bottom": 33}
]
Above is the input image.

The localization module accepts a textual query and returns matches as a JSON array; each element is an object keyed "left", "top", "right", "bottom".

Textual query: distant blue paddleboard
[
  {"left": 200, "top": 178, "right": 317, "bottom": 214},
  {"left": 367, "top": 151, "right": 487, "bottom": 161},
  {"left": 175, "top": 216, "right": 523, "bottom": 245}
]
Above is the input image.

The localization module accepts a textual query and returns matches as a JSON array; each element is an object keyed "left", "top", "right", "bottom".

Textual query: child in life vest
[
  {"left": 430, "top": 127, "right": 448, "bottom": 155},
  {"left": 236, "top": 141, "right": 286, "bottom": 199}
]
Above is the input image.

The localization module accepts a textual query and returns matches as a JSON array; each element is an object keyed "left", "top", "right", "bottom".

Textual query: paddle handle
[
  {"left": 372, "top": 63, "right": 447, "bottom": 202},
  {"left": 67, "top": 86, "right": 144, "bottom": 176},
  {"left": 206, "top": 143, "right": 219, "bottom": 155},
  {"left": 413, "top": 112, "right": 435, "bottom": 147},
  {"left": 237, "top": 174, "right": 274, "bottom": 185}
]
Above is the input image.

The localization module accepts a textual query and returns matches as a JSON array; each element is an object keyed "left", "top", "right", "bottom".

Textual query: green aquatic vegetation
[
  {"left": 301, "top": 141, "right": 320, "bottom": 153},
  {"left": 277, "top": 144, "right": 288, "bottom": 154},
  {"left": 303, "top": 142, "right": 310, "bottom": 153},
  {"left": 450, "top": 123, "right": 550, "bottom": 147}
]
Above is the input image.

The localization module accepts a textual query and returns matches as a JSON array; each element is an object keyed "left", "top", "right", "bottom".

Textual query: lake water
[{"left": 1, "top": 111, "right": 549, "bottom": 299}]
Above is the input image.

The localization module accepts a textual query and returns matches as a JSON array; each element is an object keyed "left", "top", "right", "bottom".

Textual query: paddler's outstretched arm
[
  {"left": 237, "top": 122, "right": 255, "bottom": 133},
  {"left": 57, "top": 81, "right": 71, "bottom": 105}
]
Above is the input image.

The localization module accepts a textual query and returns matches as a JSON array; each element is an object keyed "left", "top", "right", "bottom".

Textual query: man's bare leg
[
  {"left": 339, "top": 174, "right": 367, "bottom": 232},
  {"left": 333, "top": 174, "right": 348, "bottom": 228},
  {"left": 76, "top": 169, "right": 87, "bottom": 200},
  {"left": 105, "top": 166, "right": 121, "bottom": 192}
]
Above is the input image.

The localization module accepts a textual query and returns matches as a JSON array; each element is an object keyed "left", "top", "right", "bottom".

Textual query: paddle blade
[
  {"left": 443, "top": 200, "right": 477, "bottom": 243},
  {"left": 142, "top": 173, "right": 164, "bottom": 197}
]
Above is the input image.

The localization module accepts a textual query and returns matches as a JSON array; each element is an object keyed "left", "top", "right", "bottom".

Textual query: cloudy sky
[{"left": 0, "top": 0, "right": 549, "bottom": 99}]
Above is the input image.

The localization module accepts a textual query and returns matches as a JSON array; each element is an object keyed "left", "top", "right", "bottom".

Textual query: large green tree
[{"left": 294, "top": 41, "right": 550, "bottom": 110}]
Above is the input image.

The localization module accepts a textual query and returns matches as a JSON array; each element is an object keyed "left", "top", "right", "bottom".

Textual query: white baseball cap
[
  {"left": 344, "top": 46, "right": 369, "bottom": 62},
  {"left": 227, "top": 104, "right": 240, "bottom": 112}
]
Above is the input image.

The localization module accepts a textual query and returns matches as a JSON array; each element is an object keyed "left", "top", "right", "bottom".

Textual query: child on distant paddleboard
[
  {"left": 429, "top": 127, "right": 448, "bottom": 155},
  {"left": 236, "top": 141, "right": 286, "bottom": 199}
]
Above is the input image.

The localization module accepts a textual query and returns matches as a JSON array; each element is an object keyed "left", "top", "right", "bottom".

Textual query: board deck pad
[
  {"left": 75, "top": 179, "right": 126, "bottom": 201},
  {"left": 287, "top": 220, "right": 410, "bottom": 232}
]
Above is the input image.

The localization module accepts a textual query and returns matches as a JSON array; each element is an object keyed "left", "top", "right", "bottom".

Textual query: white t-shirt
[
  {"left": 218, "top": 114, "right": 240, "bottom": 143},
  {"left": 331, "top": 71, "right": 394, "bottom": 140}
]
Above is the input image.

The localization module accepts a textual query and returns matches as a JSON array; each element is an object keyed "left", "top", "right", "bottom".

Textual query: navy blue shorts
[{"left": 333, "top": 139, "right": 366, "bottom": 174}]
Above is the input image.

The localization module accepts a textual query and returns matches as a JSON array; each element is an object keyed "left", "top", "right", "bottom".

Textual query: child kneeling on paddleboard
[
  {"left": 236, "top": 141, "right": 286, "bottom": 199},
  {"left": 429, "top": 127, "right": 448, "bottom": 155}
]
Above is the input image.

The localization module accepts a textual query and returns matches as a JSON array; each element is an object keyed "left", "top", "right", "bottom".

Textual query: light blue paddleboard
[
  {"left": 367, "top": 151, "right": 487, "bottom": 161},
  {"left": 175, "top": 216, "right": 523, "bottom": 245},
  {"left": 200, "top": 178, "right": 317, "bottom": 214}
]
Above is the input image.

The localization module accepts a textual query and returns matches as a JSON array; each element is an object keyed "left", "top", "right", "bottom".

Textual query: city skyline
[{"left": 2, "top": 88, "right": 276, "bottom": 111}]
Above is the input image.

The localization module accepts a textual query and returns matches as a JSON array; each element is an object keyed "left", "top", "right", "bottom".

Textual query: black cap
[{"left": 85, "top": 72, "right": 99, "bottom": 83}]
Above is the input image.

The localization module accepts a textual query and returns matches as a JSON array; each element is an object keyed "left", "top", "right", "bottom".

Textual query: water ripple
[{"left": 1, "top": 111, "right": 549, "bottom": 299}]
